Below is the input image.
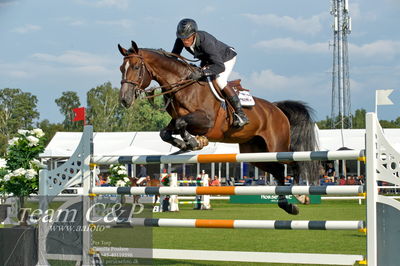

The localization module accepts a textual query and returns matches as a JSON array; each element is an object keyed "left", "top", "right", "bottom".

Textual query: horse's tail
[{"left": 274, "top": 100, "right": 320, "bottom": 184}]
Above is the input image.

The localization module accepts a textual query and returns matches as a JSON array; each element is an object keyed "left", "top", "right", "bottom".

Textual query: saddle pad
[{"left": 237, "top": 90, "right": 255, "bottom": 106}]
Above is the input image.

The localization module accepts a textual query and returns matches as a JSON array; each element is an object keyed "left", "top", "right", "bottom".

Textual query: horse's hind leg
[{"left": 253, "top": 162, "right": 299, "bottom": 215}]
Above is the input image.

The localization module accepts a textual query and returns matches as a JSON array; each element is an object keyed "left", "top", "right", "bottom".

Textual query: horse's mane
[{"left": 127, "top": 47, "right": 192, "bottom": 69}]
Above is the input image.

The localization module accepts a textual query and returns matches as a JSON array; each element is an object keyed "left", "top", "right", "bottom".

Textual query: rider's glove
[{"left": 188, "top": 68, "right": 204, "bottom": 80}]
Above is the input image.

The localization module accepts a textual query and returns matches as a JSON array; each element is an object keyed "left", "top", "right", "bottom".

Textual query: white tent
[{"left": 40, "top": 128, "right": 400, "bottom": 159}]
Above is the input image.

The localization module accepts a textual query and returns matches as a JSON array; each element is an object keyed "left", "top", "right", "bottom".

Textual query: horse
[
  {"left": 118, "top": 41, "right": 319, "bottom": 215},
  {"left": 129, "top": 176, "right": 160, "bottom": 206}
]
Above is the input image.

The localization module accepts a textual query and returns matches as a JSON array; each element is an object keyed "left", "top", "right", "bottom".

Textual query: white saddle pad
[{"left": 237, "top": 90, "right": 255, "bottom": 106}]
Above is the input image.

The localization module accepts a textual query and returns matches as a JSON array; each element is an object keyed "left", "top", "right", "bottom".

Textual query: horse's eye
[{"left": 133, "top": 66, "right": 140, "bottom": 70}]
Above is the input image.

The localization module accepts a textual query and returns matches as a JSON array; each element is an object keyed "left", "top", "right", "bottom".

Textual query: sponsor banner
[{"left": 229, "top": 194, "right": 321, "bottom": 204}]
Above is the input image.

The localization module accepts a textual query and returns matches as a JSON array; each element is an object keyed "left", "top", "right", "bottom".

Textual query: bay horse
[
  {"left": 129, "top": 176, "right": 160, "bottom": 206},
  {"left": 118, "top": 41, "right": 319, "bottom": 215}
]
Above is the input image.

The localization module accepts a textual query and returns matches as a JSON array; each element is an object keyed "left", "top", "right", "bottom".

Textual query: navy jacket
[{"left": 172, "top": 31, "right": 237, "bottom": 75}]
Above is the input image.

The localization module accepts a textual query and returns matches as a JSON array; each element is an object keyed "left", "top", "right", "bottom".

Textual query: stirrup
[{"left": 233, "top": 113, "right": 249, "bottom": 128}]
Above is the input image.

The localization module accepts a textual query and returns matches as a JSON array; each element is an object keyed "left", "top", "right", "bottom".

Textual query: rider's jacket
[{"left": 171, "top": 31, "right": 237, "bottom": 75}]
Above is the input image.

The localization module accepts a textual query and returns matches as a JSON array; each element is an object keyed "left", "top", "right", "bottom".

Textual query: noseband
[{"left": 121, "top": 53, "right": 151, "bottom": 89}]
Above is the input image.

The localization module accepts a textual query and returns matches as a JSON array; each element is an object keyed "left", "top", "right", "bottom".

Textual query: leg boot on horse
[{"left": 223, "top": 84, "right": 249, "bottom": 128}]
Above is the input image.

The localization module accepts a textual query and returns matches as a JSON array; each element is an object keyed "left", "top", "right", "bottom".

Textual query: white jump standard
[{"left": 36, "top": 113, "right": 400, "bottom": 266}]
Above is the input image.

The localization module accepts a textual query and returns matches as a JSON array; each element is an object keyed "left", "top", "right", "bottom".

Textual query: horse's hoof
[
  {"left": 289, "top": 204, "right": 300, "bottom": 215},
  {"left": 294, "top": 195, "right": 311, "bottom": 205},
  {"left": 185, "top": 137, "right": 199, "bottom": 150},
  {"left": 278, "top": 199, "right": 300, "bottom": 215}
]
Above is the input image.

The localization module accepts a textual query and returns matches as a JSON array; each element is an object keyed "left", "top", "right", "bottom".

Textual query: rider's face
[{"left": 181, "top": 34, "right": 195, "bottom": 47}]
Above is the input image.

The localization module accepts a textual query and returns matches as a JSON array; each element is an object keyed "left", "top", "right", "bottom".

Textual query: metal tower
[{"left": 330, "top": 0, "right": 352, "bottom": 129}]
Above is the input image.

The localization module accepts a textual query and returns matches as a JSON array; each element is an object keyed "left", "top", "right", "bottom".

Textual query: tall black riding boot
[{"left": 223, "top": 84, "right": 249, "bottom": 128}]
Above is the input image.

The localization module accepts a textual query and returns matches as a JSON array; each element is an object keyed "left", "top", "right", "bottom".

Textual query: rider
[{"left": 171, "top": 18, "right": 249, "bottom": 128}]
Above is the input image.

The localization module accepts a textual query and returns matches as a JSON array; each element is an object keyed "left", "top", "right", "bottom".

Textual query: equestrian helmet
[{"left": 176, "top": 18, "right": 198, "bottom": 39}]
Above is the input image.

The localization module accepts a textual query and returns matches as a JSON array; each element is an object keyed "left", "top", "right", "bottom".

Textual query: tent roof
[{"left": 40, "top": 128, "right": 400, "bottom": 159}]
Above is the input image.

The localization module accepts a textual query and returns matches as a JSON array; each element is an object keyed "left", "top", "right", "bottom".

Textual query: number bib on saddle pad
[
  {"left": 208, "top": 78, "right": 255, "bottom": 107},
  {"left": 236, "top": 90, "right": 255, "bottom": 106}
]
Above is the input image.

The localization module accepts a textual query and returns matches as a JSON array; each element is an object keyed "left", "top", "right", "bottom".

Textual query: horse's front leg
[
  {"left": 160, "top": 119, "right": 188, "bottom": 150},
  {"left": 175, "top": 111, "right": 213, "bottom": 151}
]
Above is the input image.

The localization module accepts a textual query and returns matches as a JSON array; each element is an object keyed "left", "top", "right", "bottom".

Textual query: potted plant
[{"left": 0, "top": 129, "right": 46, "bottom": 225}]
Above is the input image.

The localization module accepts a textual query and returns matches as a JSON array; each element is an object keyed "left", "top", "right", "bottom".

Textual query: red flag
[{"left": 72, "top": 107, "right": 86, "bottom": 125}]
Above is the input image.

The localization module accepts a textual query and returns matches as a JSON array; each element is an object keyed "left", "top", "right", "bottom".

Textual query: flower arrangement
[
  {"left": 161, "top": 175, "right": 170, "bottom": 186},
  {"left": 108, "top": 164, "right": 131, "bottom": 187},
  {"left": 0, "top": 129, "right": 46, "bottom": 201}
]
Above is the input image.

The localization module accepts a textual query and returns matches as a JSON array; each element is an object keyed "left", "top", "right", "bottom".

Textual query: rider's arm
[
  {"left": 200, "top": 35, "right": 225, "bottom": 75},
  {"left": 171, "top": 38, "right": 184, "bottom": 55}
]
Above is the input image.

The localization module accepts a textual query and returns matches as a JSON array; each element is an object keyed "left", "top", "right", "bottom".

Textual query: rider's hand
[
  {"left": 202, "top": 68, "right": 213, "bottom": 77},
  {"left": 188, "top": 69, "right": 203, "bottom": 80}
]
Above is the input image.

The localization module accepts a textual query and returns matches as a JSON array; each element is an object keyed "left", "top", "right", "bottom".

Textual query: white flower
[
  {"left": 0, "top": 158, "right": 6, "bottom": 169},
  {"left": 116, "top": 180, "right": 126, "bottom": 187},
  {"left": 13, "top": 168, "right": 27, "bottom": 176},
  {"left": 18, "top": 129, "right": 29, "bottom": 135},
  {"left": 25, "top": 169, "right": 37, "bottom": 179},
  {"left": 31, "top": 128, "right": 45, "bottom": 138},
  {"left": 123, "top": 177, "right": 130, "bottom": 183},
  {"left": 26, "top": 135, "right": 39, "bottom": 147},
  {"left": 30, "top": 159, "right": 41, "bottom": 167},
  {"left": 117, "top": 170, "right": 127, "bottom": 175},
  {"left": 119, "top": 165, "right": 126, "bottom": 170},
  {"left": 8, "top": 137, "right": 19, "bottom": 146},
  {"left": 3, "top": 174, "right": 11, "bottom": 181}
]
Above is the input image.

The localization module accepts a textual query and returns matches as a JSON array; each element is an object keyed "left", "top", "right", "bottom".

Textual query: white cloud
[
  {"left": 96, "top": 19, "right": 134, "bottom": 29},
  {"left": 349, "top": 40, "right": 400, "bottom": 59},
  {"left": 202, "top": 5, "right": 216, "bottom": 14},
  {"left": 11, "top": 24, "right": 41, "bottom": 33},
  {"left": 75, "top": 0, "right": 129, "bottom": 9},
  {"left": 58, "top": 17, "right": 86, "bottom": 26},
  {"left": 245, "top": 69, "right": 325, "bottom": 95},
  {"left": 0, "top": 0, "right": 17, "bottom": 7},
  {"left": 255, "top": 38, "right": 329, "bottom": 54},
  {"left": 243, "top": 12, "right": 328, "bottom": 35},
  {"left": 31, "top": 50, "right": 114, "bottom": 67}
]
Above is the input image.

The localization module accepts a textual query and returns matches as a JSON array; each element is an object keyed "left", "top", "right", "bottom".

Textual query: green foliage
[
  {"left": 86, "top": 82, "right": 170, "bottom": 132},
  {"left": 0, "top": 88, "right": 39, "bottom": 138},
  {"left": 87, "top": 82, "right": 122, "bottom": 132},
  {"left": 317, "top": 108, "right": 399, "bottom": 129},
  {"left": 352, "top": 108, "right": 366, "bottom": 129},
  {"left": 36, "top": 119, "right": 65, "bottom": 147},
  {"left": 120, "top": 96, "right": 171, "bottom": 131},
  {"left": 55, "top": 91, "right": 82, "bottom": 131}
]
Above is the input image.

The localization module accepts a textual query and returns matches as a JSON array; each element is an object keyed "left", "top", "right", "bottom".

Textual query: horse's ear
[
  {"left": 131, "top": 41, "right": 139, "bottom": 54},
  {"left": 118, "top": 44, "right": 128, "bottom": 56}
]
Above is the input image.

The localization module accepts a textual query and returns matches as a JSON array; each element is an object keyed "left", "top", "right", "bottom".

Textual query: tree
[
  {"left": 86, "top": 82, "right": 122, "bottom": 132},
  {"left": 352, "top": 109, "right": 366, "bottom": 129},
  {"left": 55, "top": 91, "right": 81, "bottom": 131},
  {"left": 0, "top": 88, "right": 39, "bottom": 154},
  {"left": 36, "top": 119, "right": 65, "bottom": 147},
  {"left": 120, "top": 96, "right": 171, "bottom": 131}
]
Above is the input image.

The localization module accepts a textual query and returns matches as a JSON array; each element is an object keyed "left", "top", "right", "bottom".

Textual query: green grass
[{"left": 92, "top": 200, "right": 366, "bottom": 265}]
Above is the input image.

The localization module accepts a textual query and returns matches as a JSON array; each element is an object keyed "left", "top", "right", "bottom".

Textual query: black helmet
[{"left": 176, "top": 18, "right": 198, "bottom": 39}]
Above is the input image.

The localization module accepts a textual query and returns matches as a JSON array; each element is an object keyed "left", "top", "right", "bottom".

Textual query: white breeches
[{"left": 216, "top": 56, "right": 236, "bottom": 89}]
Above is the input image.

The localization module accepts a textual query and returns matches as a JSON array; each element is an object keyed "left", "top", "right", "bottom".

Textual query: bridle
[
  {"left": 120, "top": 50, "right": 199, "bottom": 100},
  {"left": 120, "top": 53, "right": 152, "bottom": 90}
]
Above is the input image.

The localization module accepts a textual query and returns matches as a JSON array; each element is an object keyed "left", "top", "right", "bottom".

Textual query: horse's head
[{"left": 118, "top": 41, "right": 152, "bottom": 108}]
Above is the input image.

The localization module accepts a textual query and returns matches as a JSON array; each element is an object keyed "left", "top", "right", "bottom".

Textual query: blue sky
[{"left": 0, "top": 0, "right": 399, "bottom": 123}]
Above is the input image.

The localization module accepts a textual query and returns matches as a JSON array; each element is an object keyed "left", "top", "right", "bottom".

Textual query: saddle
[{"left": 227, "top": 79, "right": 248, "bottom": 92}]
